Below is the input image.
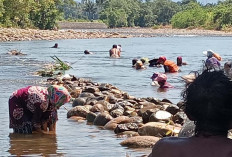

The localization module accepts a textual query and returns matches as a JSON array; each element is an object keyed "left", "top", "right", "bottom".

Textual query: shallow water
[{"left": 0, "top": 36, "right": 232, "bottom": 156}]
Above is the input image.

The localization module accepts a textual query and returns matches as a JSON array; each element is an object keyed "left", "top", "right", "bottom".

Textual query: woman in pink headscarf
[
  {"left": 8, "top": 85, "right": 71, "bottom": 134},
  {"left": 151, "top": 72, "right": 173, "bottom": 88}
]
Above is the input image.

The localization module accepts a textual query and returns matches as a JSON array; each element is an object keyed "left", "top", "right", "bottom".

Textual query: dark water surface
[{"left": 0, "top": 36, "right": 232, "bottom": 156}]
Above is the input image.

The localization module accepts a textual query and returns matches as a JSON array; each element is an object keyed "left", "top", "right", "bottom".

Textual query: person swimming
[{"left": 51, "top": 43, "right": 58, "bottom": 48}]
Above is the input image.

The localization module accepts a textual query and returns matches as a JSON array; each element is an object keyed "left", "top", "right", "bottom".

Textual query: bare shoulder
[{"left": 150, "top": 137, "right": 187, "bottom": 157}]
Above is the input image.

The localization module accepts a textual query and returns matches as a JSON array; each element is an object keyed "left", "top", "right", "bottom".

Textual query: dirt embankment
[{"left": 1, "top": 24, "right": 232, "bottom": 42}]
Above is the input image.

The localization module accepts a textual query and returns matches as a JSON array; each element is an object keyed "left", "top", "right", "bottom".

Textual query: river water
[{"left": 0, "top": 35, "right": 232, "bottom": 156}]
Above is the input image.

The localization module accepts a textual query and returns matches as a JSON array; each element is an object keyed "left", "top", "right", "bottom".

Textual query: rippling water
[{"left": 0, "top": 36, "right": 232, "bottom": 156}]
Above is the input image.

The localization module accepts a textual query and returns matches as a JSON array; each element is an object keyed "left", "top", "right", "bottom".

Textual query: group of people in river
[{"left": 8, "top": 44, "right": 232, "bottom": 157}]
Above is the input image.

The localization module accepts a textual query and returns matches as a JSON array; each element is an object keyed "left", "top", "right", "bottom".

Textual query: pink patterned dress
[{"left": 9, "top": 86, "right": 56, "bottom": 134}]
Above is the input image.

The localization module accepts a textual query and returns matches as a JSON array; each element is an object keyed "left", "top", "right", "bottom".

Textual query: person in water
[
  {"left": 149, "top": 70, "right": 232, "bottom": 157},
  {"left": 135, "top": 60, "right": 146, "bottom": 70},
  {"left": 51, "top": 43, "right": 58, "bottom": 48},
  {"left": 224, "top": 61, "right": 232, "bottom": 79},
  {"left": 132, "top": 58, "right": 138, "bottom": 67},
  {"left": 84, "top": 50, "right": 93, "bottom": 55},
  {"left": 9, "top": 85, "right": 71, "bottom": 134},
  {"left": 177, "top": 56, "right": 187, "bottom": 66},
  {"left": 150, "top": 72, "right": 173, "bottom": 88},
  {"left": 109, "top": 44, "right": 120, "bottom": 58},
  {"left": 203, "top": 50, "right": 221, "bottom": 70},
  {"left": 157, "top": 56, "right": 179, "bottom": 73}
]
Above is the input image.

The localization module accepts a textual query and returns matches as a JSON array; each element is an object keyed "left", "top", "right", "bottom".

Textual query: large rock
[
  {"left": 114, "top": 123, "right": 139, "bottom": 134},
  {"left": 120, "top": 136, "right": 160, "bottom": 148},
  {"left": 149, "top": 110, "right": 172, "bottom": 122},
  {"left": 72, "top": 97, "right": 86, "bottom": 107},
  {"left": 138, "top": 122, "right": 181, "bottom": 137},
  {"left": 86, "top": 112, "right": 97, "bottom": 123},
  {"left": 67, "top": 106, "right": 90, "bottom": 118},
  {"left": 93, "top": 112, "right": 113, "bottom": 126},
  {"left": 104, "top": 116, "right": 132, "bottom": 130}
]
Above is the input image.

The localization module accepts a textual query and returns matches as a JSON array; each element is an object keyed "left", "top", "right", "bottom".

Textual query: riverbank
[{"left": 1, "top": 27, "right": 232, "bottom": 42}]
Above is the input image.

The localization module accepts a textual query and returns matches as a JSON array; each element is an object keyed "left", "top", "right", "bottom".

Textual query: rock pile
[{"left": 44, "top": 74, "right": 186, "bottom": 149}]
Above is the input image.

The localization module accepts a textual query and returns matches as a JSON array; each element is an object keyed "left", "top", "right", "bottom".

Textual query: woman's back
[{"left": 150, "top": 136, "right": 232, "bottom": 157}]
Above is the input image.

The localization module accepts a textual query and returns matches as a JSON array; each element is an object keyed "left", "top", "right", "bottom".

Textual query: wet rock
[
  {"left": 99, "top": 83, "right": 110, "bottom": 91},
  {"left": 93, "top": 112, "right": 113, "bottom": 126},
  {"left": 90, "top": 104, "right": 105, "bottom": 112},
  {"left": 177, "top": 101, "right": 185, "bottom": 110},
  {"left": 161, "top": 98, "right": 173, "bottom": 104},
  {"left": 104, "top": 116, "right": 132, "bottom": 130},
  {"left": 117, "top": 131, "right": 139, "bottom": 137},
  {"left": 67, "top": 106, "right": 90, "bottom": 118},
  {"left": 79, "top": 92, "right": 95, "bottom": 98},
  {"left": 83, "top": 86, "right": 100, "bottom": 93},
  {"left": 138, "top": 122, "right": 181, "bottom": 137},
  {"left": 141, "top": 108, "right": 159, "bottom": 123},
  {"left": 86, "top": 112, "right": 97, "bottom": 123},
  {"left": 110, "top": 109, "right": 124, "bottom": 118},
  {"left": 97, "top": 100, "right": 113, "bottom": 111},
  {"left": 165, "top": 104, "right": 180, "bottom": 115},
  {"left": 85, "top": 97, "right": 98, "bottom": 106},
  {"left": 149, "top": 110, "right": 172, "bottom": 123},
  {"left": 120, "top": 136, "right": 160, "bottom": 148},
  {"left": 114, "top": 123, "right": 139, "bottom": 134},
  {"left": 129, "top": 116, "right": 143, "bottom": 124},
  {"left": 72, "top": 97, "right": 86, "bottom": 107},
  {"left": 116, "top": 101, "right": 134, "bottom": 108},
  {"left": 108, "top": 95, "right": 117, "bottom": 104},
  {"left": 172, "top": 111, "right": 187, "bottom": 125}
]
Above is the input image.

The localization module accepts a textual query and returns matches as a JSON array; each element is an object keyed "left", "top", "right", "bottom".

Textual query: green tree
[
  {"left": 30, "top": 0, "right": 62, "bottom": 29},
  {"left": 1, "top": 0, "right": 35, "bottom": 28},
  {"left": 83, "top": 0, "right": 97, "bottom": 20},
  {"left": 152, "top": 0, "right": 181, "bottom": 25}
]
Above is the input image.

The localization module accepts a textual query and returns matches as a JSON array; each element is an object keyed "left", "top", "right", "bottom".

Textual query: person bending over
[
  {"left": 157, "top": 56, "right": 179, "bottom": 73},
  {"left": 9, "top": 85, "right": 71, "bottom": 134},
  {"left": 149, "top": 70, "right": 232, "bottom": 157}
]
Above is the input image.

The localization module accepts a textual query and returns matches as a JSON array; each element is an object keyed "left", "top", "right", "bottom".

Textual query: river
[{"left": 0, "top": 36, "right": 231, "bottom": 156}]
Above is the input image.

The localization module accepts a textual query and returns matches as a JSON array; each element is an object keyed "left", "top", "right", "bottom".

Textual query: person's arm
[
  {"left": 118, "top": 50, "right": 121, "bottom": 57},
  {"left": 32, "top": 105, "right": 43, "bottom": 133},
  {"left": 164, "top": 65, "right": 169, "bottom": 72}
]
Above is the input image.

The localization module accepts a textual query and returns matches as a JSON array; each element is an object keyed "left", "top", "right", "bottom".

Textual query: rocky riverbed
[
  {"left": 42, "top": 74, "right": 187, "bottom": 151},
  {"left": 1, "top": 27, "right": 232, "bottom": 42}
]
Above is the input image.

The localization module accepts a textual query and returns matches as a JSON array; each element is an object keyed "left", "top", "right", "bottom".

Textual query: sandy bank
[{"left": 1, "top": 27, "right": 232, "bottom": 42}]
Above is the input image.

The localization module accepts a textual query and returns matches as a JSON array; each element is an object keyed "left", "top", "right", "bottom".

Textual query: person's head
[
  {"left": 132, "top": 58, "right": 138, "bottom": 66},
  {"left": 118, "top": 44, "right": 121, "bottom": 47},
  {"left": 177, "top": 56, "right": 183, "bottom": 66},
  {"left": 182, "top": 70, "right": 232, "bottom": 136},
  {"left": 47, "top": 85, "right": 71, "bottom": 109},
  {"left": 151, "top": 72, "right": 167, "bottom": 87},
  {"left": 224, "top": 61, "right": 232, "bottom": 73},
  {"left": 203, "top": 50, "right": 214, "bottom": 58},
  {"left": 157, "top": 56, "right": 166, "bottom": 64},
  {"left": 53, "top": 43, "right": 58, "bottom": 48},
  {"left": 84, "top": 50, "right": 90, "bottom": 54},
  {"left": 113, "top": 44, "right": 117, "bottom": 48},
  {"left": 135, "top": 60, "right": 144, "bottom": 69}
]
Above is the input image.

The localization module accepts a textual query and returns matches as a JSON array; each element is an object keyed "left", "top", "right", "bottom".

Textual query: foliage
[
  {"left": 152, "top": 0, "right": 181, "bottom": 25},
  {"left": 51, "top": 55, "right": 72, "bottom": 70},
  {"left": 171, "top": 2, "right": 208, "bottom": 29}
]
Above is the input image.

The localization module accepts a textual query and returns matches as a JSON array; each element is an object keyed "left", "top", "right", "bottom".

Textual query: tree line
[{"left": 0, "top": 0, "right": 231, "bottom": 30}]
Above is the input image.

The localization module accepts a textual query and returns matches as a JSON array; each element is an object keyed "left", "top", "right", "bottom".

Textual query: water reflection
[{"left": 8, "top": 133, "right": 63, "bottom": 156}]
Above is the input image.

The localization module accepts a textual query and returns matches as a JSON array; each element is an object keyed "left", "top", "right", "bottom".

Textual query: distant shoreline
[{"left": 1, "top": 27, "right": 232, "bottom": 42}]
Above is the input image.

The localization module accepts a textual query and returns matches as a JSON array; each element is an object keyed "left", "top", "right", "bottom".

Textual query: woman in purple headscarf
[{"left": 8, "top": 85, "right": 71, "bottom": 134}]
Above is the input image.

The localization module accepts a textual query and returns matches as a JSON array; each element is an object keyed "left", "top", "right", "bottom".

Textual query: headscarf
[{"left": 47, "top": 85, "right": 71, "bottom": 107}]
